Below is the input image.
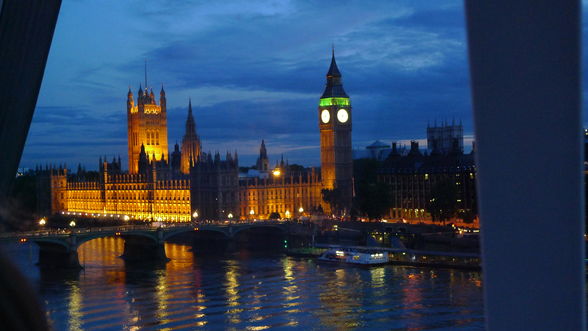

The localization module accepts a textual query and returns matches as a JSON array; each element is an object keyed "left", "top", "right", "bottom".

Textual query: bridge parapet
[{"left": 1, "top": 220, "right": 303, "bottom": 268}]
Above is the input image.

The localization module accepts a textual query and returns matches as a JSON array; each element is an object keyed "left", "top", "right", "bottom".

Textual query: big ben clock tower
[{"left": 319, "top": 49, "right": 353, "bottom": 212}]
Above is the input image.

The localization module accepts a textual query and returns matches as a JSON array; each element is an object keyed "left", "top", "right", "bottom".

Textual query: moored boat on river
[{"left": 317, "top": 248, "right": 389, "bottom": 266}]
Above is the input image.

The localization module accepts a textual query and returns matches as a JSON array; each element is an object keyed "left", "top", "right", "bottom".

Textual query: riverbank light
[
  {"left": 193, "top": 211, "right": 199, "bottom": 218},
  {"left": 123, "top": 215, "right": 130, "bottom": 221},
  {"left": 298, "top": 207, "right": 304, "bottom": 213},
  {"left": 285, "top": 210, "right": 291, "bottom": 218},
  {"left": 69, "top": 220, "right": 76, "bottom": 227},
  {"left": 228, "top": 213, "right": 233, "bottom": 219},
  {"left": 38, "top": 217, "right": 46, "bottom": 226},
  {"left": 249, "top": 209, "right": 255, "bottom": 215}
]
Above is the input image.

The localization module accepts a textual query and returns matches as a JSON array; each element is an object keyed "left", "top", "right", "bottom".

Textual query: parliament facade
[{"left": 37, "top": 52, "right": 353, "bottom": 222}]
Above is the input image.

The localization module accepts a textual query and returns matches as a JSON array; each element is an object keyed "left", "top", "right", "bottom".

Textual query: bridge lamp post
[
  {"left": 285, "top": 210, "right": 291, "bottom": 220},
  {"left": 69, "top": 220, "right": 76, "bottom": 228},
  {"left": 123, "top": 215, "right": 130, "bottom": 222},
  {"left": 249, "top": 209, "right": 255, "bottom": 221},
  {"left": 192, "top": 211, "right": 199, "bottom": 225},
  {"left": 38, "top": 217, "right": 46, "bottom": 227}
]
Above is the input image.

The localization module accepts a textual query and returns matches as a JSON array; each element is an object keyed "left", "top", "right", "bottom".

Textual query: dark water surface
[{"left": 4, "top": 238, "right": 484, "bottom": 330}]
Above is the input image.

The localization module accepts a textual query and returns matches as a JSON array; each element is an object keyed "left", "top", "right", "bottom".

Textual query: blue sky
[{"left": 21, "top": 0, "right": 569, "bottom": 170}]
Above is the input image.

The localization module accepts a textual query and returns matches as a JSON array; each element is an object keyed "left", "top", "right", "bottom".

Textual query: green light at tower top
[{"left": 319, "top": 97, "right": 350, "bottom": 107}]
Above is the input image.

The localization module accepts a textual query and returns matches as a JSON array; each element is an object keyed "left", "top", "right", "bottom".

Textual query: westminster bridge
[{"left": 0, "top": 221, "right": 306, "bottom": 269}]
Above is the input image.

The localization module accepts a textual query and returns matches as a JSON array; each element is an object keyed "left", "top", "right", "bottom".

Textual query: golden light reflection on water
[
  {"left": 280, "top": 258, "right": 300, "bottom": 326},
  {"left": 67, "top": 283, "right": 83, "bottom": 331},
  {"left": 316, "top": 267, "right": 362, "bottom": 329},
  {"left": 155, "top": 272, "right": 169, "bottom": 325},
  {"left": 41, "top": 239, "right": 484, "bottom": 329},
  {"left": 370, "top": 267, "right": 385, "bottom": 288},
  {"left": 225, "top": 261, "right": 242, "bottom": 324}
]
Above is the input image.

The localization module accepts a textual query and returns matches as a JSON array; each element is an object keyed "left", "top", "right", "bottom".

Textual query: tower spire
[
  {"left": 144, "top": 59, "right": 147, "bottom": 89},
  {"left": 321, "top": 46, "right": 347, "bottom": 98}
]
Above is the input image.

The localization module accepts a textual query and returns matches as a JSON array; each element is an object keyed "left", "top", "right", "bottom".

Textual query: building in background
[
  {"left": 36, "top": 52, "right": 354, "bottom": 221},
  {"left": 427, "top": 121, "right": 463, "bottom": 155},
  {"left": 378, "top": 139, "right": 477, "bottom": 222}
]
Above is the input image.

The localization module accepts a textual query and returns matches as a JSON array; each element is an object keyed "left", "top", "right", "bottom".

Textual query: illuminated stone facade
[
  {"left": 127, "top": 86, "right": 169, "bottom": 174},
  {"left": 238, "top": 168, "right": 323, "bottom": 220},
  {"left": 318, "top": 50, "right": 353, "bottom": 212}
]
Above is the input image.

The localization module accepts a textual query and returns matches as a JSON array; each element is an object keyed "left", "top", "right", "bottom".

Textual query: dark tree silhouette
[
  {"left": 353, "top": 158, "right": 393, "bottom": 219},
  {"left": 426, "top": 178, "right": 459, "bottom": 223}
]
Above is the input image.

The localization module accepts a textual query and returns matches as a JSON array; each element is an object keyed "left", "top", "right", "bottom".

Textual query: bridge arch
[
  {"left": 231, "top": 224, "right": 287, "bottom": 237},
  {"left": 162, "top": 226, "right": 229, "bottom": 241}
]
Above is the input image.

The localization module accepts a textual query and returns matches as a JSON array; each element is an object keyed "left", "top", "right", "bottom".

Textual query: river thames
[{"left": 4, "top": 238, "right": 484, "bottom": 330}]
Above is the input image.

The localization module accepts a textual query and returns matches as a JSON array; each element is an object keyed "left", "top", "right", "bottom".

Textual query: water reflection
[{"left": 4, "top": 238, "right": 485, "bottom": 330}]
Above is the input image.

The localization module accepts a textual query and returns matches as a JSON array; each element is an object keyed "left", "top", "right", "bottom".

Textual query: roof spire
[
  {"left": 327, "top": 45, "right": 341, "bottom": 77},
  {"left": 321, "top": 45, "right": 347, "bottom": 98}
]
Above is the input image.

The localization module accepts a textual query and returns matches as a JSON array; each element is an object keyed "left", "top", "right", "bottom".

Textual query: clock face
[
  {"left": 321, "top": 109, "right": 330, "bottom": 123},
  {"left": 337, "top": 108, "right": 349, "bottom": 123}
]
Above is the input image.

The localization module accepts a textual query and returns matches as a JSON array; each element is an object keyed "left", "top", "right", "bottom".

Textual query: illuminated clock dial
[
  {"left": 337, "top": 109, "right": 349, "bottom": 123},
  {"left": 321, "top": 109, "right": 330, "bottom": 123}
]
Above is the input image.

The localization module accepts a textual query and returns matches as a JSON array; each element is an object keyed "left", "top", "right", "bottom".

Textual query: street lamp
[
  {"left": 38, "top": 217, "right": 46, "bottom": 226},
  {"left": 193, "top": 211, "right": 199, "bottom": 218},
  {"left": 69, "top": 220, "right": 76, "bottom": 227},
  {"left": 285, "top": 210, "right": 291, "bottom": 219},
  {"left": 298, "top": 207, "right": 304, "bottom": 213},
  {"left": 228, "top": 213, "right": 233, "bottom": 219},
  {"left": 123, "top": 215, "right": 130, "bottom": 221}
]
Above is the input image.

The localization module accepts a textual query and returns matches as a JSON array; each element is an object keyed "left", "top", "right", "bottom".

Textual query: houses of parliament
[{"left": 37, "top": 52, "right": 354, "bottom": 222}]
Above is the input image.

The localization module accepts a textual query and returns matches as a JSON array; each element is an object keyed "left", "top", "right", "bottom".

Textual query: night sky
[{"left": 18, "top": 1, "right": 588, "bottom": 170}]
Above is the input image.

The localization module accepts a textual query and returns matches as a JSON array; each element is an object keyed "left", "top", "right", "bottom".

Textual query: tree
[
  {"left": 427, "top": 178, "right": 459, "bottom": 223},
  {"left": 269, "top": 212, "right": 281, "bottom": 220},
  {"left": 353, "top": 158, "right": 393, "bottom": 219},
  {"left": 321, "top": 188, "right": 344, "bottom": 215}
]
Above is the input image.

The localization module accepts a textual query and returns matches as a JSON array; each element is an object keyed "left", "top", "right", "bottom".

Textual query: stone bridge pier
[
  {"left": 121, "top": 231, "right": 168, "bottom": 264},
  {"left": 36, "top": 240, "right": 82, "bottom": 269}
]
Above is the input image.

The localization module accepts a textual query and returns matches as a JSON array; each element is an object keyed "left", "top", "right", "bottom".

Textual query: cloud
[{"left": 22, "top": 1, "right": 479, "bottom": 170}]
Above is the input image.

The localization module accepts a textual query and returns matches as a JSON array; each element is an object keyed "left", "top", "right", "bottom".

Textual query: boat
[{"left": 317, "top": 247, "right": 389, "bottom": 266}]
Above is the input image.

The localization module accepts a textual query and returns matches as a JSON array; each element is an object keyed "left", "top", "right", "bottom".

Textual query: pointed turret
[
  {"left": 321, "top": 48, "right": 348, "bottom": 98},
  {"left": 149, "top": 89, "right": 155, "bottom": 103},
  {"left": 138, "top": 144, "right": 149, "bottom": 175},
  {"left": 180, "top": 98, "right": 202, "bottom": 174},
  {"left": 256, "top": 140, "right": 269, "bottom": 171}
]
